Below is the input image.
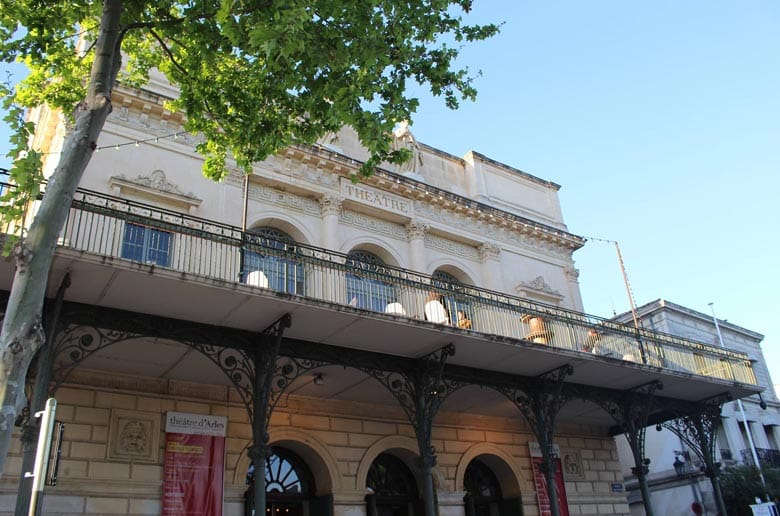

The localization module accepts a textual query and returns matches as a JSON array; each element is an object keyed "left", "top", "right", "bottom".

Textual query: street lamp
[{"left": 673, "top": 455, "right": 686, "bottom": 478}]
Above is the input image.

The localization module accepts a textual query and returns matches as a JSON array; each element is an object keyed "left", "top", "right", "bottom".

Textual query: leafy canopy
[{"left": 0, "top": 0, "right": 499, "bottom": 180}]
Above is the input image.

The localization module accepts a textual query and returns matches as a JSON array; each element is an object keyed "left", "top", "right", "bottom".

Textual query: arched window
[
  {"left": 432, "top": 270, "right": 472, "bottom": 328},
  {"left": 366, "top": 453, "right": 419, "bottom": 516},
  {"left": 245, "top": 447, "right": 316, "bottom": 516},
  {"left": 463, "top": 458, "right": 502, "bottom": 516},
  {"left": 346, "top": 250, "right": 397, "bottom": 312},
  {"left": 243, "top": 227, "right": 304, "bottom": 294}
]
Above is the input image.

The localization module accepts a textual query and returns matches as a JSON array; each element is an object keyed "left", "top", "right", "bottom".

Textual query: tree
[
  {"left": 0, "top": 0, "right": 498, "bottom": 476},
  {"left": 719, "top": 465, "right": 780, "bottom": 516}
]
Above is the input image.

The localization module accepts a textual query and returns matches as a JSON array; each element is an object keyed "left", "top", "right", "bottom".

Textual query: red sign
[
  {"left": 529, "top": 443, "right": 569, "bottom": 516},
  {"left": 163, "top": 413, "right": 227, "bottom": 516}
]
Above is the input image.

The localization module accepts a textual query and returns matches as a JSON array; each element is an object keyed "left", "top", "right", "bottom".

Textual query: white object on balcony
[
  {"left": 246, "top": 270, "right": 269, "bottom": 288},
  {"left": 424, "top": 300, "right": 449, "bottom": 324},
  {"left": 385, "top": 302, "right": 406, "bottom": 315}
]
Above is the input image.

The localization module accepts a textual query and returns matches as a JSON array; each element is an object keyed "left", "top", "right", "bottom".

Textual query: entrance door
[{"left": 245, "top": 447, "right": 317, "bottom": 516}]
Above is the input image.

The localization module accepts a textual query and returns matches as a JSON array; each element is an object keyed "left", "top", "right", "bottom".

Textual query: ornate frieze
[
  {"left": 319, "top": 195, "right": 344, "bottom": 217},
  {"left": 340, "top": 209, "right": 408, "bottom": 240},
  {"left": 247, "top": 183, "right": 320, "bottom": 216},
  {"left": 424, "top": 234, "right": 480, "bottom": 261}
]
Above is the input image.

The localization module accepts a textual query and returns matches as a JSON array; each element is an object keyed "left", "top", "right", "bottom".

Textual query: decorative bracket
[
  {"left": 661, "top": 393, "right": 730, "bottom": 477},
  {"left": 592, "top": 380, "right": 663, "bottom": 479},
  {"left": 365, "top": 344, "right": 458, "bottom": 463}
]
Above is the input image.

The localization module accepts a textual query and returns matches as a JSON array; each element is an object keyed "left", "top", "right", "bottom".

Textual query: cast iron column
[
  {"left": 368, "top": 344, "right": 457, "bottom": 516},
  {"left": 498, "top": 364, "right": 573, "bottom": 516},
  {"left": 662, "top": 397, "right": 728, "bottom": 516},
  {"left": 249, "top": 314, "right": 291, "bottom": 515},
  {"left": 593, "top": 380, "right": 662, "bottom": 516}
]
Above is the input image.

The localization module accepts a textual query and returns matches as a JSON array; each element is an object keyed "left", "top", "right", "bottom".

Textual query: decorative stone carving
[
  {"left": 392, "top": 120, "right": 423, "bottom": 174},
  {"left": 316, "top": 131, "right": 342, "bottom": 152},
  {"left": 319, "top": 195, "right": 344, "bottom": 217},
  {"left": 521, "top": 276, "right": 561, "bottom": 296},
  {"left": 478, "top": 243, "right": 501, "bottom": 262},
  {"left": 112, "top": 170, "right": 197, "bottom": 198},
  {"left": 406, "top": 220, "right": 429, "bottom": 240},
  {"left": 108, "top": 409, "right": 160, "bottom": 463},
  {"left": 109, "top": 170, "right": 202, "bottom": 212},
  {"left": 564, "top": 266, "right": 580, "bottom": 281}
]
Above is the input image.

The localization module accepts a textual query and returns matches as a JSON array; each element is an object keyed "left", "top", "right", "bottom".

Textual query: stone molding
[
  {"left": 424, "top": 233, "right": 480, "bottom": 261},
  {"left": 340, "top": 209, "right": 407, "bottom": 241}
]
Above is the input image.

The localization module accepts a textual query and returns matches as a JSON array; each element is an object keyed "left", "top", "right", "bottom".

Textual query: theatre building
[{"left": 0, "top": 72, "right": 762, "bottom": 516}]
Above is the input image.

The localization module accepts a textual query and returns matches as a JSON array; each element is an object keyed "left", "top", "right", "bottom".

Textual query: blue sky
[
  {"left": 2, "top": 2, "right": 778, "bottom": 385},
  {"left": 404, "top": 0, "right": 780, "bottom": 384}
]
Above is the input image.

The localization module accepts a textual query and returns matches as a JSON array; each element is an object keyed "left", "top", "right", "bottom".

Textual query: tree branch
[{"left": 149, "top": 29, "right": 188, "bottom": 77}]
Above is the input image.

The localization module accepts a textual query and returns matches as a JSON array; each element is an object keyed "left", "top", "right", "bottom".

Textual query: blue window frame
[
  {"left": 243, "top": 227, "right": 304, "bottom": 294},
  {"left": 121, "top": 222, "right": 171, "bottom": 266},
  {"left": 346, "top": 250, "right": 396, "bottom": 312}
]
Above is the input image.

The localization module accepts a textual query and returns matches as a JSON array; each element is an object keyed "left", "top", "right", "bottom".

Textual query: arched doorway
[
  {"left": 464, "top": 458, "right": 503, "bottom": 516},
  {"left": 245, "top": 447, "right": 316, "bottom": 516},
  {"left": 243, "top": 227, "right": 304, "bottom": 294},
  {"left": 366, "top": 453, "right": 420, "bottom": 516}
]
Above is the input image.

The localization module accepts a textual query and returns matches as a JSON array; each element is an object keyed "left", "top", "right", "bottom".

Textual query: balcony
[
  {"left": 741, "top": 448, "right": 780, "bottom": 468},
  {"left": 0, "top": 187, "right": 759, "bottom": 406}
]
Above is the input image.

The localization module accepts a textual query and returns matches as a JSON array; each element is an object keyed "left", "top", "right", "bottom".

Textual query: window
[
  {"left": 243, "top": 227, "right": 304, "bottom": 294},
  {"left": 346, "top": 250, "right": 397, "bottom": 312},
  {"left": 432, "top": 270, "right": 472, "bottom": 327},
  {"left": 121, "top": 222, "right": 171, "bottom": 266},
  {"left": 245, "top": 447, "right": 316, "bottom": 516}
]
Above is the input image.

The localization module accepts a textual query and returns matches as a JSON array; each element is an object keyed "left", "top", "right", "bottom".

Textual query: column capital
[
  {"left": 406, "top": 220, "right": 429, "bottom": 240},
  {"left": 319, "top": 195, "right": 343, "bottom": 217},
  {"left": 478, "top": 242, "right": 501, "bottom": 262}
]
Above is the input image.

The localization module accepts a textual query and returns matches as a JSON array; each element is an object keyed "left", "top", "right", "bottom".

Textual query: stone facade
[{"left": 1, "top": 369, "right": 631, "bottom": 516}]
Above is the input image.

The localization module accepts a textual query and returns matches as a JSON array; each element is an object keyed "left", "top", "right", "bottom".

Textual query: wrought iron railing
[
  {"left": 13, "top": 186, "right": 753, "bottom": 386},
  {"left": 741, "top": 448, "right": 780, "bottom": 468}
]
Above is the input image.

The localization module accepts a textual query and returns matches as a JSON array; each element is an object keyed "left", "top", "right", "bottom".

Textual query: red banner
[
  {"left": 163, "top": 412, "right": 227, "bottom": 516},
  {"left": 529, "top": 442, "right": 569, "bottom": 516}
]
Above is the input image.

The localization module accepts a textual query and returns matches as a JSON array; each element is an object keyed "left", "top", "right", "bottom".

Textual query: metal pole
[
  {"left": 26, "top": 398, "right": 57, "bottom": 516},
  {"left": 708, "top": 303, "right": 768, "bottom": 500},
  {"left": 614, "top": 242, "right": 640, "bottom": 330}
]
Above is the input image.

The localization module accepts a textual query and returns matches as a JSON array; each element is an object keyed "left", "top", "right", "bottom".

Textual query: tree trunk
[{"left": 0, "top": 0, "right": 124, "bottom": 477}]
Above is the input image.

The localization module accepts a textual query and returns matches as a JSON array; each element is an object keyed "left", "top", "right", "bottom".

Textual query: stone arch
[
  {"left": 247, "top": 212, "right": 314, "bottom": 245},
  {"left": 428, "top": 258, "right": 479, "bottom": 286},
  {"left": 342, "top": 236, "right": 405, "bottom": 268},
  {"left": 356, "top": 435, "right": 446, "bottom": 493},
  {"left": 454, "top": 442, "right": 525, "bottom": 499},
  {"left": 232, "top": 427, "right": 342, "bottom": 494}
]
